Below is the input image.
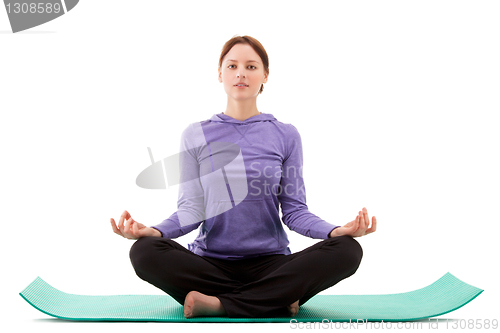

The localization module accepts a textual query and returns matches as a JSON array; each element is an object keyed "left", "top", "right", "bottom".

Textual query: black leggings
[{"left": 129, "top": 235, "right": 363, "bottom": 318}]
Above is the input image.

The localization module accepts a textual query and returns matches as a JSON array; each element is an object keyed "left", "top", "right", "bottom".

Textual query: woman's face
[{"left": 218, "top": 43, "right": 268, "bottom": 102}]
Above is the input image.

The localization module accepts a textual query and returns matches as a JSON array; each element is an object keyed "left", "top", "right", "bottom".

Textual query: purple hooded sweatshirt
[{"left": 150, "top": 112, "right": 339, "bottom": 260}]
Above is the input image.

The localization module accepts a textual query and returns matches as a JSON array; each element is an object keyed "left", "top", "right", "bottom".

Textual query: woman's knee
[
  {"left": 328, "top": 235, "right": 363, "bottom": 270},
  {"left": 129, "top": 236, "right": 163, "bottom": 273},
  {"left": 129, "top": 237, "right": 181, "bottom": 272},
  {"left": 348, "top": 236, "right": 363, "bottom": 269}
]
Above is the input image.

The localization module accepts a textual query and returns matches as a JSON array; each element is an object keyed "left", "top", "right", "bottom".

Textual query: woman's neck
[{"left": 223, "top": 98, "right": 261, "bottom": 121}]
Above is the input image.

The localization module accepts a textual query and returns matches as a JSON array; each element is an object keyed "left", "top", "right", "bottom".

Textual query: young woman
[{"left": 110, "top": 35, "right": 377, "bottom": 318}]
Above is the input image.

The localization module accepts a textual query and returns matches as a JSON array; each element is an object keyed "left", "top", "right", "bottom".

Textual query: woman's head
[{"left": 218, "top": 35, "right": 269, "bottom": 97}]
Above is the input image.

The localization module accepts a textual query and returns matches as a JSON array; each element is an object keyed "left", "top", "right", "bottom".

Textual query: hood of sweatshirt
[{"left": 209, "top": 112, "right": 276, "bottom": 124}]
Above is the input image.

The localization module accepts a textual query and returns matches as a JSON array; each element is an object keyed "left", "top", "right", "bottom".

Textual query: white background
[{"left": 1, "top": 1, "right": 498, "bottom": 332}]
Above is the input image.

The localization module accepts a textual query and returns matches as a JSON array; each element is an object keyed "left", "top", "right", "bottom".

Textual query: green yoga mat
[{"left": 19, "top": 272, "right": 482, "bottom": 323}]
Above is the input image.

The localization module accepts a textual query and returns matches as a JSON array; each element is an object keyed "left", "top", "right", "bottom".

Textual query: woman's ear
[{"left": 218, "top": 67, "right": 222, "bottom": 83}]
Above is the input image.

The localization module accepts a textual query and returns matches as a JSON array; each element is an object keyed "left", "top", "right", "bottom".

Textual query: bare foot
[
  {"left": 287, "top": 300, "right": 300, "bottom": 317},
  {"left": 184, "top": 291, "right": 227, "bottom": 318}
]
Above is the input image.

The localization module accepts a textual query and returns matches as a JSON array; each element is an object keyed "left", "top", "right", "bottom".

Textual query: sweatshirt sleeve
[
  {"left": 150, "top": 124, "right": 205, "bottom": 238},
  {"left": 277, "top": 124, "right": 340, "bottom": 239}
]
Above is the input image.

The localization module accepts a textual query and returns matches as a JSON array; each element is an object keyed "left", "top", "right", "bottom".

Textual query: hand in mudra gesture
[
  {"left": 330, "top": 207, "right": 377, "bottom": 238},
  {"left": 110, "top": 210, "right": 161, "bottom": 239}
]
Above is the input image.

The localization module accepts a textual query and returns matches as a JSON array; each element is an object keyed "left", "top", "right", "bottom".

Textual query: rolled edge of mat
[{"left": 19, "top": 273, "right": 484, "bottom": 322}]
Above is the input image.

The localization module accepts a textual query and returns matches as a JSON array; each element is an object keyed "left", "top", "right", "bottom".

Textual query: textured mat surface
[{"left": 19, "top": 272, "right": 483, "bottom": 322}]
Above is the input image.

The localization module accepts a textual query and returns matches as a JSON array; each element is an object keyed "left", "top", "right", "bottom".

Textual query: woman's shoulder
[
  {"left": 256, "top": 114, "right": 299, "bottom": 138},
  {"left": 275, "top": 120, "right": 301, "bottom": 140},
  {"left": 179, "top": 120, "right": 210, "bottom": 150}
]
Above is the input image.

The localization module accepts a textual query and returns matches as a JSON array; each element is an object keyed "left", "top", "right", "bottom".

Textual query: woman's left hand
[{"left": 329, "top": 207, "right": 377, "bottom": 238}]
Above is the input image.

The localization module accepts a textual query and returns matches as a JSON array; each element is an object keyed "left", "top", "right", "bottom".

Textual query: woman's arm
[
  {"left": 278, "top": 124, "right": 340, "bottom": 239},
  {"left": 150, "top": 227, "right": 162, "bottom": 237},
  {"left": 148, "top": 123, "right": 206, "bottom": 238}
]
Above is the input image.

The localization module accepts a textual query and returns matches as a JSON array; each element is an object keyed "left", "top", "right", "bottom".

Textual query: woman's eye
[{"left": 227, "top": 64, "right": 256, "bottom": 69}]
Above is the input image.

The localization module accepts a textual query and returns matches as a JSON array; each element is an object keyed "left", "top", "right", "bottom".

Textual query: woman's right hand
[{"left": 110, "top": 210, "right": 161, "bottom": 239}]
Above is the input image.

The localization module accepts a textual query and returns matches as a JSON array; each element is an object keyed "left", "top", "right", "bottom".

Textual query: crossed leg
[{"left": 129, "top": 235, "right": 363, "bottom": 318}]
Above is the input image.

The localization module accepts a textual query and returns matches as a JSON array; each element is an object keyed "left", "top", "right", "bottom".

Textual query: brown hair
[{"left": 218, "top": 35, "right": 269, "bottom": 94}]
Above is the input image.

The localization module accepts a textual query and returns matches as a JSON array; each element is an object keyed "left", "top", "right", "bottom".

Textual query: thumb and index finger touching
[{"left": 110, "top": 210, "right": 134, "bottom": 237}]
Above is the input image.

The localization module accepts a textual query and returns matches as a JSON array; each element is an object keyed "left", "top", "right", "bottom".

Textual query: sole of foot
[{"left": 184, "top": 291, "right": 226, "bottom": 318}]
